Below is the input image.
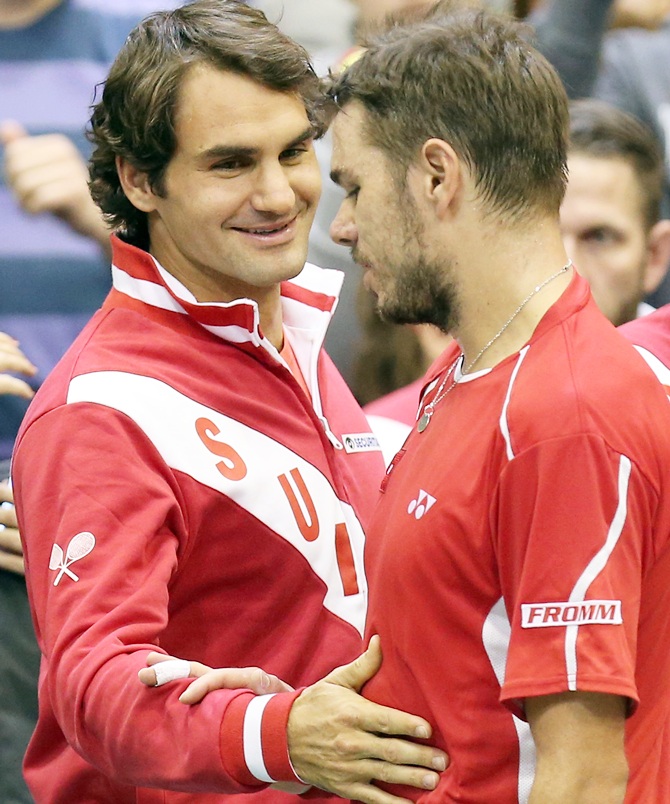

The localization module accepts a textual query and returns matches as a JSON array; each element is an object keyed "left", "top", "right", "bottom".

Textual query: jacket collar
[{"left": 109, "top": 235, "right": 344, "bottom": 362}]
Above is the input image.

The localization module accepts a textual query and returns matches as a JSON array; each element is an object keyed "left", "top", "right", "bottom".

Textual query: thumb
[
  {"left": 323, "top": 634, "right": 382, "bottom": 691},
  {"left": 0, "top": 120, "right": 28, "bottom": 146}
]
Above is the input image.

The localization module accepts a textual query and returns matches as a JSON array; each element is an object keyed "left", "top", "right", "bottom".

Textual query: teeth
[{"left": 246, "top": 224, "right": 286, "bottom": 234}]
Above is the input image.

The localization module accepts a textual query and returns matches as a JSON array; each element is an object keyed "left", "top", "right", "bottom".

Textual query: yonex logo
[
  {"left": 407, "top": 489, "right": 437, "bottom": 520},
  {"left": 521, "top": 600, "right": 622, "bottom": 628},
  {"left": 49, "top": 532, "right": 96, "bottom": 586}
]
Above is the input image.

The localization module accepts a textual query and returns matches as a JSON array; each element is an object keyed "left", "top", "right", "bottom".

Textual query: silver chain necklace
[{"left": 417, "top": 260, "right": 572, "bottom": 433}]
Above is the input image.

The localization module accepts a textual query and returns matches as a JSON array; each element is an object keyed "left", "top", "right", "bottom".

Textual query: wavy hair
[{"left": 88, "top": 0, "right": 327, "bottom": 247}]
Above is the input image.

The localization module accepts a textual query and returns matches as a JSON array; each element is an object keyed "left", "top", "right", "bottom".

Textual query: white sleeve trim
[
  {"left": 564, "top": 454, "right": 631, "bottom": 690},
  {"left": 243, "top": 694, "right": 277, "bottom": 783}
]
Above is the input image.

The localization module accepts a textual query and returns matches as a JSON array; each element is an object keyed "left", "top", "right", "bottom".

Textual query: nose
[
  {"left": 251, "top": 163, "right": 295, "bottom": 216},
  {"left": 330, "top": 201, "right": 358, "bottom": 247}
]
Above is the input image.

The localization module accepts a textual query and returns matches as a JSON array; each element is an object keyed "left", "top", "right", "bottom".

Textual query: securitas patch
[
  {"left": 521, "top": 600, "right": 623, "bottom": 628},
  {"left": 342, "top": 433, "right": 382, "bottom": 454}
]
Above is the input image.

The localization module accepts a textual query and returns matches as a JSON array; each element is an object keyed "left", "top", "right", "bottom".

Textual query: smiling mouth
[{"left": 232, "top": 217, "right": 296, "bottom": 236}]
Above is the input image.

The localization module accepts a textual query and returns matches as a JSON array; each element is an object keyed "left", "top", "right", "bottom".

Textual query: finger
[
  {"left": 352, "top": 697, "right": 437, "bottom": 741},
  {"left": 146, "top": 651, "right": 212, "bottom": 676},
  {"left": 0, "top": 341, "right": 37, "bottom": 372},
  {"left": 0, "top": 483, "right": 13, "bottom": 504},
  {"left": 152, "top": 659, "right": 192, "bottom": 686},
  {"left": 179, "top": 668, "right": 294, "bottom": 704},
  {"left": 139, "top": 656, "right": 190, "bottom": 687},
  {"left": 0, "top": 549, "right": 24, "bottom": 575},
  {"left": 324, "top": 633, "right": 383, "bottom": 692},
  {"left": 0, "top": 332, "right": 19, "bottom": 346},
  {"left": 0, "top": 507, "right": 18, "bottom": 529},
  {"left": 352, "top": 755, "right": 441, "bottom": 792},
  {"left": 138, "top": 667, "right": 159, "bottom": 686},
  {"left": 139, "top": 652, "right": 215, "bottom": 685},
  {"left": 0, "top": 350, "right": 37, "bottom": 375},
  {"left": 365, "top": 735, "right": 447, "bottom": 773},
  {"left": 3, "top": 133, "right": 81, "bottom": 173},
  {"left": 0, "top": 528, "right": 20, "bottom": 555},
  {"left": 340, "top": 780, "right": 418, "bottom": 804},
  {"left": 145, "top": 650, "right": 189, "bottom": 668},
  {"left": 10, "top": 169, "right": 89, "bottom": 217},
  {"left": 139, "top": 659, "right": 192, "bottom": 688},
  {"left": 0, "top": 120, "right": 27, "bottom": 146},
  {"left": 337, "top": 781, "right": 414, "bottom": 804},
  {"left": 0, "top": 376, "right": 35, "bottom": 399}
]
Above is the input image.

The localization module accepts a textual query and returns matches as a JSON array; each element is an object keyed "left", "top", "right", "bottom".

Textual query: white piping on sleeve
[
  {"left": 482, "top": 598, "right": 535, "bottom": 803},
  {"left": 564, "top": 455, "right": 632, "bottom": 690},
  {"left": 499, "top": 346, "right": 530, "bottom": 460}
]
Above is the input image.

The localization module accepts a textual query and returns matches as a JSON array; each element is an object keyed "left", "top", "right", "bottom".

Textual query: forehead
[
  {"left": 563, "top": 153, "right": 645, "bottom": 219},
  {"left": 173, "top": 63, "right": 311, "bottom": 154},
  {"left": 331, "top": 103, "right": 380, "bottom": 176}
]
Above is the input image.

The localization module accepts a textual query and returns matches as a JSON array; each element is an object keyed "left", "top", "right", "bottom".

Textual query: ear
[
  {"left": 643, "top": 219, "right": 670, "bottom": 295},
  {"left": 115, "top": 155, "right": 159, "bottom": 213},
  {"left": 416, "top": 138, "right": 461, "bottom": 219}
]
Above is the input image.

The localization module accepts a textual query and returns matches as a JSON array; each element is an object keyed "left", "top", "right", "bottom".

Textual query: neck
[
  {"left": 259, "top": 292, "right": 285, "bottom": 351},
  {"left": 0, "top": 0, "right": 62, "bottom": 28},
  {"left": 452, "top": 219, "right": 572, "bottom": 371}
]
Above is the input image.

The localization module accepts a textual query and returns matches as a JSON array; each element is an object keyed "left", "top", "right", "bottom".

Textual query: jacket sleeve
[{"left": 13, "top": 402, "right": 304, "bottom": 793}]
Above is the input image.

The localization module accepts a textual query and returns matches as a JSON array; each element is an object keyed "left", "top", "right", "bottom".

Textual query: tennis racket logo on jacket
[{"left": 49, "top": 531, "right": 96, "bottom": 586}]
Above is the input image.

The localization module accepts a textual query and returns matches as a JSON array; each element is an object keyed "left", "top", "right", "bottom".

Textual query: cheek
[
  {"left": 289, "top": 153, "right": 322, "bottom": 202},
  {"left": 297, "top": 169, "right": 322, "bottom": 207},
  {"left": 606, "top": 242, "right": 646, "bottom": 282}
]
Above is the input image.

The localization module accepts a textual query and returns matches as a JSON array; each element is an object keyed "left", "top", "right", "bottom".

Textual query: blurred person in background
[
  {"left": 0, "top": 335, "right": 36, "bottom": 804},
  {"left": 528, "top": 0, "right": 670, "bottom": 305},
  {"left": 593, "top": 0, "right": 670, "bottom": 239},
  {"left": 0, "top": 0, "right": 179, "bottom": 800},
  {"left": 0, "top": 0, "right": 178, "bottom": 459},
  {"left": 561, "top": 99, "right": 670, "bottom": 326}
]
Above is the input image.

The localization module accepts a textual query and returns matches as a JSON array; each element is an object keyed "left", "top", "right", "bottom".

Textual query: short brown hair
[
  {"left": 568, "top": 98, "right": 665, "bottom": 230},
  {"left": 88, "top": 0, "right": 326, "bottom": 247},
  {"left": 327, "top": 3, "right": 569, "bottom": 220}
]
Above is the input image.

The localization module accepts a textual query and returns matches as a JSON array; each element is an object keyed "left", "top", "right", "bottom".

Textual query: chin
[
  {"left": 277, "top": 255, "right": 309, "bottom": 284},
  {"left": 287, "top": 244, "right": 310, "bottom": 273},
  {"left": 260, "top": 243, "right": 308, "bottom": 279}
]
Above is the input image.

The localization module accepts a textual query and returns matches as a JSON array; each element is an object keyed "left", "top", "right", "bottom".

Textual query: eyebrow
[
  {"left": 330, "top": 168, "right": 353, "bottom": 187},
  {"left": 199, "top": 126, "right": 315, "bottom": 162}
]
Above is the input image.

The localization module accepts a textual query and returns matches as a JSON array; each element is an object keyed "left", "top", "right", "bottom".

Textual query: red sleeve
[
  {"left": 13, "top": 403, "right": 304, "bottom": 792},
  {"left": 491, "top": 434, "right": 647, "bottom": 717}
]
